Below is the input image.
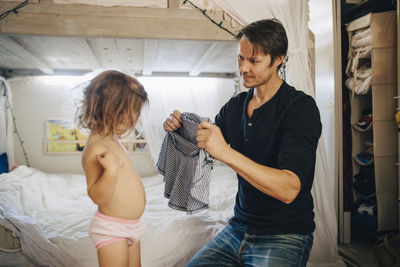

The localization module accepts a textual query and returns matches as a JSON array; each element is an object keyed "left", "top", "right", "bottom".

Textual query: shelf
[
  {"left": 353, "top": 155, "right": 374, "bottom": 166},
  {"left": 352, "top": 122, "right": 373, "bottom": 132},
  {"left": 44, "top": 139, "right": 149, "bottom": 155},
  {"left": 346, "top": 11, "right": 398, "bottom": 232}
]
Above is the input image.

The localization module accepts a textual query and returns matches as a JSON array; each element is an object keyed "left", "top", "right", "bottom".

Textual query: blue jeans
[{"left": 186, "top": 224, "right": 313, "bottom": 267}]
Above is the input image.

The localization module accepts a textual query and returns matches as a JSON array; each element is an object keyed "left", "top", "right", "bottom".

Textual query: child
[{"left": 78, "top": 70, "right": 148, "bottom": 267}]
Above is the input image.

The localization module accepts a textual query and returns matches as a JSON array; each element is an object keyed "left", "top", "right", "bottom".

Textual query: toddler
[{"left": 78, "top": 70, "right": 148, "bottom": 267}]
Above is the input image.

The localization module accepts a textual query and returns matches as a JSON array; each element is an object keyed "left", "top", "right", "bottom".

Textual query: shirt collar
[{"left": 242, "top": 81, "right": 286, "bottom": 119}]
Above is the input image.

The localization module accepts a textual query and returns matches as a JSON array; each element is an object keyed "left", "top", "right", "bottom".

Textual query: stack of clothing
[{"left": 345, "top": 26, "right": 372, "bottom": 96}]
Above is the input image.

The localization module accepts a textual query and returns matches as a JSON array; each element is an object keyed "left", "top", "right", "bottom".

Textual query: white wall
[
  {"left": 309, "top": 0, "right": 336, "bottom": 192},
  {"left": 9, "top": 76, "right": 156, "bottom": 176},
  {"left": 9, "top": 75, "right": 235, "bottom": 177}
]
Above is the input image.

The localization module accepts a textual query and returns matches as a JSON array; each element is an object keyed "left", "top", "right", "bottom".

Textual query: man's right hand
[{"left": 163, "top": 110, "right": 183, "bottom": 131}]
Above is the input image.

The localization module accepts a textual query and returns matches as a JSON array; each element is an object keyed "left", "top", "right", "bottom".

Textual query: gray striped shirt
[{"left": 157, "top": 112, "right": 214, "bottom": 214}]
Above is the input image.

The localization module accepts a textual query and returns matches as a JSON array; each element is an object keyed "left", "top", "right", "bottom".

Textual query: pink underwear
[{"left": 89, "top": 211, "right": 146, "bottom": 250}]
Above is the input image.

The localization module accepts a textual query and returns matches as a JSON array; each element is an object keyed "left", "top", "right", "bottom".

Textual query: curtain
[
  {"left": 186, "top": 0, "right": 345, "bottom": 266},
  {"left": 139, "top": 77, "right": 235, "bottom": 164},
  {"left": 0, "top": 77, "right": 15, "bottom": 168}
]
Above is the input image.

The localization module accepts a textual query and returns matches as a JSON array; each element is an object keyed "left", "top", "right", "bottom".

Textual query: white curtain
[
  {"left": 139, "top": 77, "right": 235, "bottom": 164},
  {"left": 0, "top": 77, "right": 15, "bottom": 168},
  {"left": 186, "top": 0, "right": 344, "bottom": 266}
]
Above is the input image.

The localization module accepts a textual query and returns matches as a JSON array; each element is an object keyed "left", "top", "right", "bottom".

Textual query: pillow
[{"left": 0, "top": 153, "right": 9, "bottom": 174}]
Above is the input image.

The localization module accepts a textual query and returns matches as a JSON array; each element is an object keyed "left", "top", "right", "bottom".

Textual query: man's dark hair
[{"left": 236, "top": 19, "right": 288, "bottom": 69}]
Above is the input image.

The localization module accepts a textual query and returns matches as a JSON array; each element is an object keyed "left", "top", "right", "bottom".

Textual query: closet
[{"left": 340, "top": 1, "right": 398, "bottom": 243}]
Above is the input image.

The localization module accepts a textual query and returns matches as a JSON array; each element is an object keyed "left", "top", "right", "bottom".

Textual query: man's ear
[{"left": 275, "top": 55, "right": 285, "bottom": 67}]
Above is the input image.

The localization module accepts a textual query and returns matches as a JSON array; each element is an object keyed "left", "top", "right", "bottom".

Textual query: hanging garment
[{"left": 157, "top": 112, "right": 214, "bottom": 214}]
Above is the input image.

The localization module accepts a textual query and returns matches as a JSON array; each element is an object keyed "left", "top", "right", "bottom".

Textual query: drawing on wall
[
  {"left": 45, "top": 119, "right": 148, "bottom": 153},
  {"left": 46, "top": 119, "right": 88, "bottom": 153}
]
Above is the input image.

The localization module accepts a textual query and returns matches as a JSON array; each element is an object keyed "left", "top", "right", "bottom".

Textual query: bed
[{"left": 0, "top": 165, "right": 237, "bottom": 267}]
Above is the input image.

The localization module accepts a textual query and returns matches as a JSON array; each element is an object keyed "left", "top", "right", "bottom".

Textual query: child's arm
[{"left": 83, "top": 147, "right": 120, "bottom": 205}]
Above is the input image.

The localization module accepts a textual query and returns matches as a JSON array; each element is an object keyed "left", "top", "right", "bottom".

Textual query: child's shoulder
[
  {"left": 85, "top": 141, "right": 106, "bottom": 155},
  {"left": 82, "top": 138, "right": 108, "bottom": 164}
]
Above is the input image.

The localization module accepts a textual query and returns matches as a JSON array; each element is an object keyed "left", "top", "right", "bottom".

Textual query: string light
[
  {"left": 1, "top": 80, "right": 31, "bottom": 167},
  {"left": 0, "top": 0, "right": 29, "bottom": 21},
  {"left": 2, "top": 0, "right": 234, "bottom": 36},
  {"left": 183, "top": 0, "right": 236, "bottom": 37}
]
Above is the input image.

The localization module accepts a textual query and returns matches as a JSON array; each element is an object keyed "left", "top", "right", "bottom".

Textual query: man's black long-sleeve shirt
[{"left": 215, "top": 81, "right": 322, "bottom": 235}]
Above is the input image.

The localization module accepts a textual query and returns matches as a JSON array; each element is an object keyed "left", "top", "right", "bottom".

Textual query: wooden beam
[
  {"left": 0, "top": 0, "right": 234, "bottom": 41},
  {"left": 189, "top": 42, "right": 227, "bottom": 76},
  {"left": 181, "top": 1, "right": 241, "bottom": 36},
  {"left": 0, "top": 36, "right": 54, "bottom": 74},
  {"left": 168, "top": 0, "right": 181, "bottom": 9},
  {"left": 142, "top": 40, "right": 158, "bottom": 76},
  {"left": 0, "top": 0, "right": 38, "bottom": 2}
]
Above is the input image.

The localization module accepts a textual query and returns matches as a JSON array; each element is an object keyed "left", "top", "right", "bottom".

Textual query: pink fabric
[{"left": 89, "top": 211, "right": 146, "bottom": 250}]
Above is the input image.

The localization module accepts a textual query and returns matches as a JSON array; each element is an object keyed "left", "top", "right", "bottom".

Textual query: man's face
[{"left": 237, "top": 36, "right": 283, "bottom": 89}]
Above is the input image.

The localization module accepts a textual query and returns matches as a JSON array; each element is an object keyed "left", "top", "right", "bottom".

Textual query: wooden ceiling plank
[
  {"left": 82, "top": 38, "right": 102, "bottom": 69},
  {"left": 0, "top": 36, "right": 54, "bottom": 74},
  {"left": 142, "top": 40, "right": 158, "bottom": 76},
  {"left": 189, "top": 42, "right": 227, "bottom": 76}
]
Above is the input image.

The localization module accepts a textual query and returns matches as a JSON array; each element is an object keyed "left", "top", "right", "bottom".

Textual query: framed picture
[
  {"left": 44, "top": 119, "right": 148, "bottom": 154},
  {"left": 45, "top": 119, "right": 88, "bottom": 153}
]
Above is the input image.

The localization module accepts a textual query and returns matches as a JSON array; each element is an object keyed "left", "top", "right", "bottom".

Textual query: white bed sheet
[{"left": 0, "top": 165, "right": 237, "bottom": 267}]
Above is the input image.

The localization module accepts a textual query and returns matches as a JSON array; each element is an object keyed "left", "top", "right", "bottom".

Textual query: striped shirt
[{"left": 157, "top": 112, "right": 214, "bottom": 214}]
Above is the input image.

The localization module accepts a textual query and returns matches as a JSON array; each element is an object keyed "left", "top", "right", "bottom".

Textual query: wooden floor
[{"left": 338, "top": 234, "right": 380, "bottom": 267}]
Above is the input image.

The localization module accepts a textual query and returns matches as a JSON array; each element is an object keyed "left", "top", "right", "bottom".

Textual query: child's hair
[{"left": 77, "top": 70, "right": 148, "bottom": 136}]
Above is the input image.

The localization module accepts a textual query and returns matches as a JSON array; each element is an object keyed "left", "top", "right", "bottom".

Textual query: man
[{"left": 163, "top": 19, "right": 321, "bottom": 266}]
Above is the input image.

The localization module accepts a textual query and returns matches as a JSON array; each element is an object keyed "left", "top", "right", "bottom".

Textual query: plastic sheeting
[{"left": 0, "top": 77, "right": 14, "bottom": 168}]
